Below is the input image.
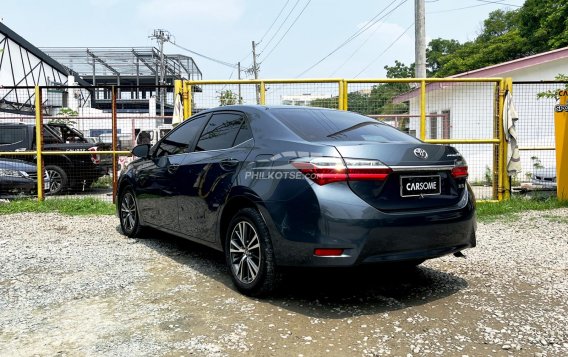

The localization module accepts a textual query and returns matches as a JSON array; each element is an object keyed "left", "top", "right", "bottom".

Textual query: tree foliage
[
  {"left": 218, "top": 90, "right": 241, "bottom": 106},
  {"left": 384, "top": 1, "right": 568, "bottom": 78}
]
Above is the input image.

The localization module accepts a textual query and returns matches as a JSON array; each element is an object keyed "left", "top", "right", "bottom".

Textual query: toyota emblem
[{"left": 413, "top": 148, "right": 428, "bottom": 159}]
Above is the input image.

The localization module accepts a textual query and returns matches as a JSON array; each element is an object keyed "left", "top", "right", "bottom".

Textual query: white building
[
  {"left": 281, "top": 93, "right": 334, "bottom": 106},
  {"left": 395, "top": 47, "right": 568, "bottom": 184}
]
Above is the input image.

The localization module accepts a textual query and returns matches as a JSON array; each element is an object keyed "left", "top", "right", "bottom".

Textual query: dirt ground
[{"left": 1, "top": 210, "right": 567, "bottom": 356}]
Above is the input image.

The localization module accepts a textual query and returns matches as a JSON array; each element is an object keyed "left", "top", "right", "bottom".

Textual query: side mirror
[{"left": 131, "top": 144, "right": 151, "bottom": 158}]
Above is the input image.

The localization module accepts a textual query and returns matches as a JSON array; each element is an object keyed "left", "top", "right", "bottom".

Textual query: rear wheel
[
  {"left": 45, "top": 165, "right": 68, "bottom": 195},
  {"left": 119, "top": 188, "right": 143, "bottom": 237},
  {"left": 225, "top": 208, "right": 279, "bottom": 296}
]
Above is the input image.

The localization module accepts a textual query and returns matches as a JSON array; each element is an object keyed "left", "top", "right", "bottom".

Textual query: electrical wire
[
  {"left": 429, "top": 0, "right": 519, "bottom": 14},
  {"left": 475, "top": 0, "right": 521, "bottom": 7},
  {"left": 354, "top": 22, "right": 414, "bottom": 78},
  {"left": 330, "top": 15, "right": 391, "bottom": 76},
  {"left": 260, "top": 0, "right": 312, "bottom": 63},
  {"left": 259, "top": 0, "right": 302, "bottom": 54},
  {"left": 168, "top": 41, "right": 237, "bottom": 68},
  {"left": 296, "top": 0, "right": 408, "bottom": 77},
  {"left": 258, "top": 0, "right": 292, "bottom": 44}
]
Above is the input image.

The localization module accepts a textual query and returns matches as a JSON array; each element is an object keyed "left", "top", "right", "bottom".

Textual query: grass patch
[
  {"left": 476, "top": 197, "right": 568, "bottom": 222},
  {"left": 91, "top": 175, "right": 113, "bottom": 189},
  {"left": 0, "top": 197, "right": 115, "bottom": 216}
]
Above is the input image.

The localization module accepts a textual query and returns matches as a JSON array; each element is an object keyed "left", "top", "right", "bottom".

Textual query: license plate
[{"left": 400, "top": 175, "right": 441, "bottom": 197}]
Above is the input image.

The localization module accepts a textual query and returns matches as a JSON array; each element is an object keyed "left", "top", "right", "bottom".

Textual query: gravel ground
[{"left": 0, "top": 209, "right": 567, "bottom": 357}]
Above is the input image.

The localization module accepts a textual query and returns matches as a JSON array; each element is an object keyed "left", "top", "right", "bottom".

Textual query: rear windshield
[{"left": 270, "top": 108, "right": 419, "bottom": 143}]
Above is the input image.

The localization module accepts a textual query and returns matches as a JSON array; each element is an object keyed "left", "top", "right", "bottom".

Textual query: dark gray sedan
[{"left": 117, "top": 105, "right": 476, "bottom": 296}]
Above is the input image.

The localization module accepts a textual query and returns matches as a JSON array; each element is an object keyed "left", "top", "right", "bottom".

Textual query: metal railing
[{"left": 182, "top": 77, "right": 509, "bottom": 201}]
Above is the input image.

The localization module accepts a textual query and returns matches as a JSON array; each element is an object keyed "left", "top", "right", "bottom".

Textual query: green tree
[
  {"left": 218, "top": 90, "right": 241, "bottom": 106},
  {"left": 49, "top": 107, "right": 78, "bottom": 126},
  {"left": 426, "top": 38, "right": 462, "bottom": 75},
  {"left": 518, "top": 0, "right": 568, "bottom": 53},
  {"left": 384, "top": 60, "right": 415, "bottom": 78}
]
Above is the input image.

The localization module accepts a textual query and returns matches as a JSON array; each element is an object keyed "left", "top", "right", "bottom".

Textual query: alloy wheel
[
  {"left": 46, "top": 169, "right": 62, "bottom": 193},
  {"left": 229, "top": 221, "right": 262, "bottom": 284},
  {"left": 120, "top": 192, "right": 137, "bottom": 233}
]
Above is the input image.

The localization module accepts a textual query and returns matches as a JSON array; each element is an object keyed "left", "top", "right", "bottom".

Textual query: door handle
[
  {"left": 167, "top": 164, "right": 180, "bottom": 174},
  {"left": 220, "top": 158, "right": 240, "bottom": 169}
]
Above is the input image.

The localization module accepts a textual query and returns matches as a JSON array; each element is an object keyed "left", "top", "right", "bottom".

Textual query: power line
[
  {"left": 258, "top": 0, "right": 291, "bottom": 44},
  {"left": 168, "top": 41, "right": 237, "bottom": 68},
  {"left": 261, "top": 0, "right": 312, "bottom": 63},
  {"left": 476, "top": 0, "right": 521, "bottom": 7},
  {"left": 354, "top": 22, "right": 414, "bottom": 78},
  {"left": 429, "top": 0, "right": 519, "bottom": 14},
  {"left": 260, "top": 0, "right": 302, "bottom": 54},
  {"left": 296, "top": 0, "right": 408, "bottom": 77},
  {"left": 330, "top": 16, "right": 390, "bottom": 76}
]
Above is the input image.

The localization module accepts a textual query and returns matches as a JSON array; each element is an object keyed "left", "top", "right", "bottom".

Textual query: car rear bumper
[{"left": 261, "top": 182, "right": 476, "bottom": 267}]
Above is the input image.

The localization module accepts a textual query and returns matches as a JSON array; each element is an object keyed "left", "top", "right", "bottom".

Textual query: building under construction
[{"left": 42, "top": 47, "right": 202, "bottom": 114}]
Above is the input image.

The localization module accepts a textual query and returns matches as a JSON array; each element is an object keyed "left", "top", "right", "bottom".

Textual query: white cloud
[{"left": 137, "top": 0, "right": 244, "bottom": 23}]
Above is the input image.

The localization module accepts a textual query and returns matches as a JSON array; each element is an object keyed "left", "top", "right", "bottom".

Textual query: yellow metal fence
[
  {"left": 0, "top": 78, "right": 510, "bottom": 202},
  {"left": 182, "top": 78, "right": 509, "bottom": 201}
]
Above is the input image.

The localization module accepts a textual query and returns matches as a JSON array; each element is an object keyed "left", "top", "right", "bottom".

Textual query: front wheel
[
  {"left": 119, "top": 188, "right": 143, "bottom": 237},
  {"left": 225, "top": 208, "right": 279, "bottom": 297}
]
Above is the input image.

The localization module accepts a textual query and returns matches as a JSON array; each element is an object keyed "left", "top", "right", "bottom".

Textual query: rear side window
[
  {"left": 271, "top": 108, "right": 419, "bottom": 143},
  {"left": 155, "top": 115, "right": 207, "bottom": 156},
  {"left": 0, "top": 127, "right": 26, "bottom": 146},
  {"left": 195, "top": 113, "right": 244, "bottom": 151}
]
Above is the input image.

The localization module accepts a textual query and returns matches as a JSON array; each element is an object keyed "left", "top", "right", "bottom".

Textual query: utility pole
[
  {"left": 414, "top": 0, "right": 426, "bottom": 78},
  {"left": 150, "top": 29, "right": 171, "bottom": 117},
  {"left": 237, "top": 62, "right": 242, "bottom": 104},
  {"left": 252, "top": 41, "right": 260, "bottom": 104}
]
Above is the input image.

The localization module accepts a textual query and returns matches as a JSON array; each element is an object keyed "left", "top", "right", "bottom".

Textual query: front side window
[
  {"left": 195, "top": 113, "right": 244, "bottom": 151},
  {"left": 155, "top": 115, "right": 207, "bottom": 157}
]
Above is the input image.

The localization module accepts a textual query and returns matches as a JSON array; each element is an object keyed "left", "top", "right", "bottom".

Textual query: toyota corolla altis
[{"left": 117, "top": 105, "right": 476, "bottom": 296}]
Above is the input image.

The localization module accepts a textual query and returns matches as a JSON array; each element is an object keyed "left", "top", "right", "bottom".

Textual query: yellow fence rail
[
  {"left": 0, "top": 78, "right": 512, "bottom": 202},
  {"left": 182, "top": 77, "right": 509, "bottom": 201}
]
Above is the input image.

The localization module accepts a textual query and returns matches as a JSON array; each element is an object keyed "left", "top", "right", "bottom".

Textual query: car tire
[
  {"left": 45, "top": 165, "right": 68, "bottom": 195},
  {"left": 118, "top": 187, "right": 143, "bottom": 237},
  {"left": 225, "top": 208, "right": 280, "bottom": 297}
]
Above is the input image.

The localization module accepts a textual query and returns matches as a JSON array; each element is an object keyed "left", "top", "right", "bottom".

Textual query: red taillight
[
  {"left": 314, "top": 248, "right": 344, "bottom": 256},
  {"left": 344, "top": 158, "right": 393, "bottom": 181},
  {"left": 291, "top": 158, "right": 347, "bottom": 185},
  {"left": 88, "top": 146, "right": 101, "bottom": 165},
  {"left": 451, "top": 166, "right": 468, "bottom": 179},
  {"left": 291, "top": 157, "right": 392, "bottom": 185}
]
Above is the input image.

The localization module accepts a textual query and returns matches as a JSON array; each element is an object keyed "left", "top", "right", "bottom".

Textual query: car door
[
  {"left": 135, "top": 114, "right": 208, "bottom": 231},
  {"left": 177, "top": 112, "right": 253, "bottom": 242}
]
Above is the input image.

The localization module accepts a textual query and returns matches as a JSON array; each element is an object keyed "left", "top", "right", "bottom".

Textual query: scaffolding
[{"left": 41, "top": 47, "right": 203, "bottom": 115}]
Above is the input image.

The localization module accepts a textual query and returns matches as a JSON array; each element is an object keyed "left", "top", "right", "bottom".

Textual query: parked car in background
[
  {"left": 531, "top": 167, "right": 557, "bottom": 188},
  {"left": 117, "top": 105, "right": 476, "bottom": 296},
  {"left": 0, "top": 123, "right": 111, "bottom": 194},
  {"left": 0, "top": 158, "right": 49, "bottom": 198}
]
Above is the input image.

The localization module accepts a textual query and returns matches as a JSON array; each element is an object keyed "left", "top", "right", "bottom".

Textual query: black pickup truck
[{"left": 0, "top": 122, "right": 112, "bottom": 194}]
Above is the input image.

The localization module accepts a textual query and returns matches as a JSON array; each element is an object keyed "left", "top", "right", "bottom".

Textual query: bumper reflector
[{"left": 314, "top": 248, "right": 344, "bottom": 256}]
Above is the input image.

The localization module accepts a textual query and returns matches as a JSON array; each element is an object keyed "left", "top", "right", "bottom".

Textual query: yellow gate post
[
  {"left": 419, "top": 80, "right": 426, "bottom": 141},
  {"left": 554, "top": 92, "right": 568, "bottom": 200},
  {"left": 34, "top": 86, "right": 44, "bottom": 201},
  {"left": 338, "top": 80, "right": 345, "bottom": 111}
]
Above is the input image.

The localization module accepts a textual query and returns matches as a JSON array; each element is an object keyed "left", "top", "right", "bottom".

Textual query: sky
[{"left": 1, "top": 0, "right": 526, "bottom": 80}]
